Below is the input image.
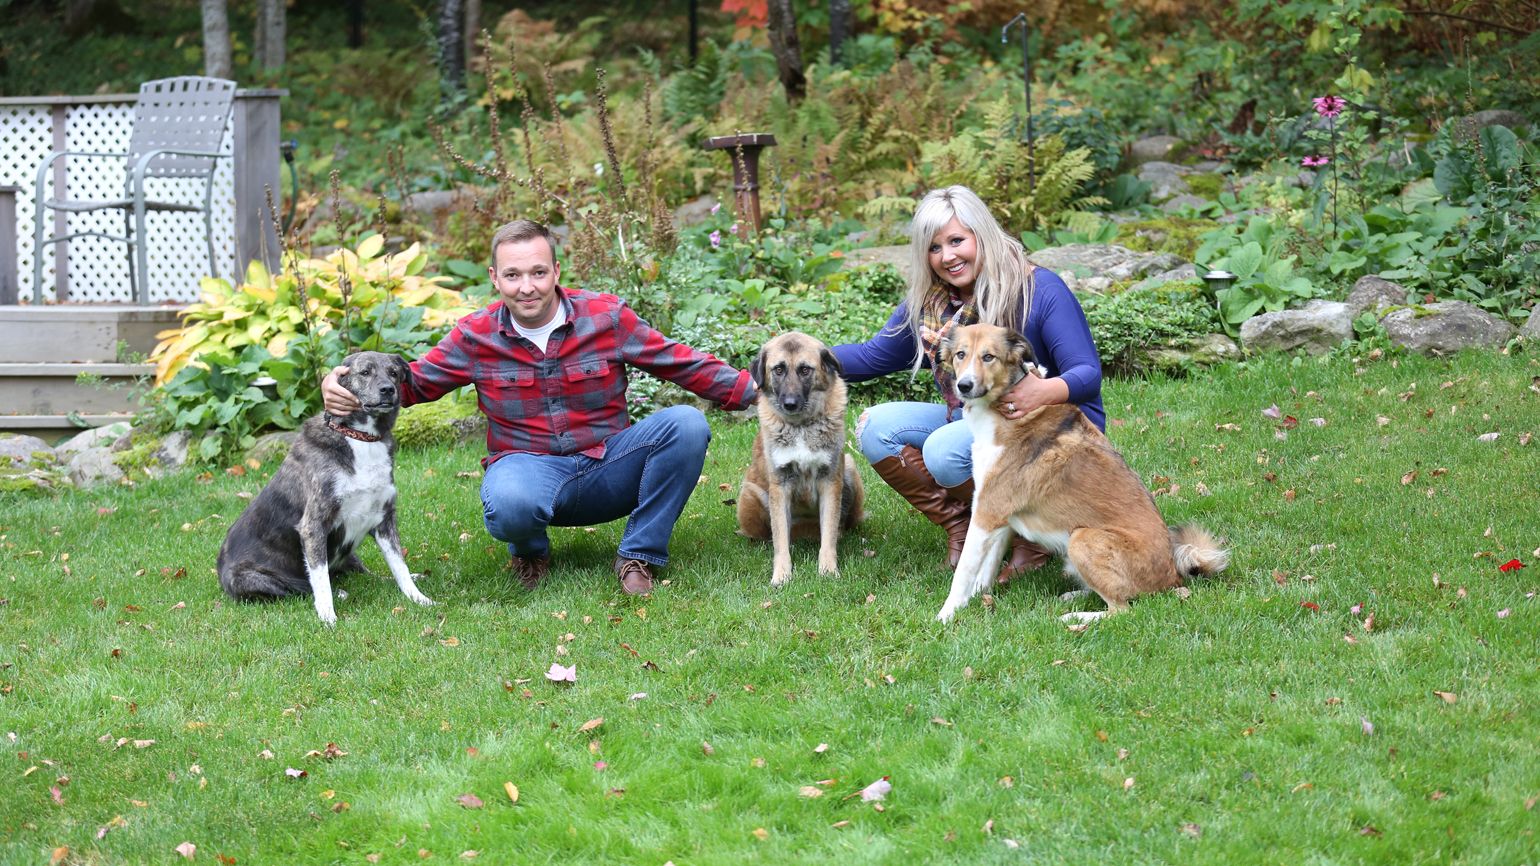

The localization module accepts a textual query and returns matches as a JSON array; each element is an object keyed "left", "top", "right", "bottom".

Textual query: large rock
[
  {"left": 1454, "top": 109, "right": 1530, "bottom": 140},
  {"left": 1149, "top": 333, "right": 1242, "bottom": 372},
  {"left": 1130, "top": 263, "right": 1200, "bottom": 291},
  {"left": 54, "top": 422, "right": 133, "bottom": 460},
  {"left": 1028, "top": 244, "right": 1188, "bottom": 292},
  {"left": 1380, "top": 301, "right": 1516, "bottom": 355},
  {"left": 246, "top": 431, "right": 300, "bottom": 467},
  {"left": 0, "top": 434, "right": 53, "bottom": 467},
  {"left": 1137, "top": 161, "right": 1191, "bottom": 202},
  {"left": 1519, "top": 312, "right": 1540, "bottom": 342},
  {"left": 672, "top": 194, "right": 721, "bottom": 228},
  {"left": 1346, "top": 275, "right": 1410, "bottom": 317},
  {"left": 1160, "top": 194, "right": 1212, "bottom": 213},
  {"left": 842, "top": 244, "right": 910, "bottom": 278},
  {"left": 68, "top": 446, "right": 125, "bottom": 488},
  {"left": 1127, "top": 135, "right": 1186, "bottom": 166},
  {"left": 1240, "top": 300, "right": 1354, "bottom": 355}
]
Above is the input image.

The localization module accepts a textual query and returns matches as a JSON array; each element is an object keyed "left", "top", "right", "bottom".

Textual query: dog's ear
[
  {"left": 749, "top": 348, "right": 767, "bottom": 387},
  {"left": 1007, "top": 331, "right": 1035, "bottom": 371},
  {"left": 937, "top": 331, "right": 958, "bottom": 369},
  {"left": 389, "top": 354, "right": 410, "bottom": 383},
  {"left": 820, "top": 346, "right": 843, "bottom": 379}
]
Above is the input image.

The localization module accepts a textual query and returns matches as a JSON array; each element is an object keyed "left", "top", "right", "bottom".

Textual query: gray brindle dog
[{"left": 217, "top": 351, "right": 433, "bottom": 625}]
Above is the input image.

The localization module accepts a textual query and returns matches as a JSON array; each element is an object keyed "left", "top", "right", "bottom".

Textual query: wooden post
[
  {"left": 0, "top": 186, "right": 17, "bottom": 304},
  {"left": 232, "top": 88, "right": 287, "bottom": 281}
]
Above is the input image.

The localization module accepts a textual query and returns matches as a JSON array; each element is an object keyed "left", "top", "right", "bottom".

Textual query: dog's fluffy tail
[{"left": 1169, "top": 524, "right": 1229, "bottom": 578}]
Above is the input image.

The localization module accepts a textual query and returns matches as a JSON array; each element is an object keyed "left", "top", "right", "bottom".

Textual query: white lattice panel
[{"left": 1, "top": 100, "right": 236, "bottom": 303}]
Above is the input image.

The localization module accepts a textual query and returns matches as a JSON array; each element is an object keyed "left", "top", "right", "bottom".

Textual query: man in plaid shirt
[{"left": 324, "top": 219, "right": 757, "bottom": 595}]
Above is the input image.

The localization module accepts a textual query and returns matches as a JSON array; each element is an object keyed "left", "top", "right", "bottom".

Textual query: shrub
[{"left": 1082, "top": 284, "right": 1222, "bottom": 376}]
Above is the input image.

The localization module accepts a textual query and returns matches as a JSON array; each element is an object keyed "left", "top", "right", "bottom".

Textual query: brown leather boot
[
  {"left": 996, "top": 537, "right": 1051, "bottom": 586},
  {"left": 871, "top": 445, "right": 972, "bottom": 568}
]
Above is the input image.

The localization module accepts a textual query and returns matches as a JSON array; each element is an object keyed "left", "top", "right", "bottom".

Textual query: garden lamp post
[
  {"left": 1002, "top": 13, "right": 1036, "bottom": 193},
  {"left": 1202, "top": 269, "right": 1237, "bottom": 314},
  {"left": 703, "top": 133, "right": 777, "bottom": 232}
]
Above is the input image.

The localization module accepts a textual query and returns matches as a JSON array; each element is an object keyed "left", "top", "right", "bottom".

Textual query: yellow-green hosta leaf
[
  {"left": 199, "top": 276, "right": 234, "bottom": 305},
  {"left": 267, "top": 331, "right": 295, "bottom": 357},
  {"left": 356, "top": 233, "right": 385, "bottom": 261},
  {"left": 244, "top": 258, "right": 274, "bottom": 289},
  {"left": 404, "top": 249, "right": 428, "bottom": 276},
  {"left": 245, "top": 316, "right": 272, "bottom": 342},
  {"left": 220, "top": 307, "right": 254, "bottom": 323}
]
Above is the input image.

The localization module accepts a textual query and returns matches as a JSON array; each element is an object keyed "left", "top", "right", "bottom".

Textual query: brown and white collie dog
[{"left": 935, "top": 324, "right": 1228, "bottom": 624}]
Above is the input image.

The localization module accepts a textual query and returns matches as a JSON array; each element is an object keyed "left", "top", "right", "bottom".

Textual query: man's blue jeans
[
  {"left": 855, "top": 401, "right": 973, "bottom": 488},
  {"left": 480, "top": 405, "right": 710, "bottom": 567}
]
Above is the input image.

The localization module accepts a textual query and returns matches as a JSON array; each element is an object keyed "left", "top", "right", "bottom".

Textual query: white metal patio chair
[{"left": 32, "top": 76, "right": 236, "bottom": 304}]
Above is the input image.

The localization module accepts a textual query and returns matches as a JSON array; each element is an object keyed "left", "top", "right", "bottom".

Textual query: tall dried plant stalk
[
  {"left": 329, "top": 170, "right": 355, "bottom": 355},
  {"left": 594, "top": 67, "right": 629, "bottom": 209}
]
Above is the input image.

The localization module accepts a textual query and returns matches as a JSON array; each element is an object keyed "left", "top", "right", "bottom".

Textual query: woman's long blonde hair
[{"left": 902, "top": 185, "right": 1036, "bottom": 368}]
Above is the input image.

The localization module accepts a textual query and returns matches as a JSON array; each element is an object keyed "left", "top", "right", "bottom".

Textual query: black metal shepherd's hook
[{"left": 1002, "top": 13, "right": 1036, "bottom": 193}]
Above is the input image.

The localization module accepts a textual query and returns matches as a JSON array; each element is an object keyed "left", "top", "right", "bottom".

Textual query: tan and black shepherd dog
[
  {"left": 737, "top": 332, "right": 865, "bottom": 587},
  {"left": 934, "top": 324, "right": 1228, "bottom": 623}
]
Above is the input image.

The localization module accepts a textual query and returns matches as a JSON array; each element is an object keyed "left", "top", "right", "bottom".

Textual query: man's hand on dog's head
[{"left": 321, "top": 366, "right": 361, "bottom": 415}]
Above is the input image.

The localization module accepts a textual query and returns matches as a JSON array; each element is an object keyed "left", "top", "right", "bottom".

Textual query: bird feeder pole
[{"left": 1002, "top": 13, "right": 1036, "bottom": 193}]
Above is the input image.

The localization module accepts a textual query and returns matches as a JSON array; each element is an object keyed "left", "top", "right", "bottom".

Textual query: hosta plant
[{"left": 148, "top": 235, "right": 473, "bottom": 385}]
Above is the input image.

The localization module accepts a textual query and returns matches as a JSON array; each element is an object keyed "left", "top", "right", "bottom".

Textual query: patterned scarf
[{"left": 920, "top": 289, "right": 978, "bottom": 414}]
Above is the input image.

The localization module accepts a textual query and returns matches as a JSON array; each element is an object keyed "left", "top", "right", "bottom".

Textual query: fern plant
[{"left": 920, "top": 97, "right": 1107, "bottom": 230}]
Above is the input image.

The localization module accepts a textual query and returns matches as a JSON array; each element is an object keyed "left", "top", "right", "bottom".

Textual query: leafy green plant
[
  {"left": 148, "top": 235, "right": 472, "bottom": 385},
  {"left": 1081, "top": 285, "right": 1221, "bottom": 376},
  {"left": 921, "top": 97, "right": 1106, "bottom": 231}
]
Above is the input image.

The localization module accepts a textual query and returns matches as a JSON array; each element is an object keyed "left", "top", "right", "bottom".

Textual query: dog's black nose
[
  {"left": 781, "top": 395, "right": 802, "bottom": 412},
  {"left": 956, "top": 377, "right": 976, "bottom": 398}
]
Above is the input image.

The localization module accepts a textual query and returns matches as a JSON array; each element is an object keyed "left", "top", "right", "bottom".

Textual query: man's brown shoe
[
  {"left": 512, "top": 554, "right": 550, "bottom": 590},
  {"left": 614, "top": 557, "right": 655, "bottom": 595}
]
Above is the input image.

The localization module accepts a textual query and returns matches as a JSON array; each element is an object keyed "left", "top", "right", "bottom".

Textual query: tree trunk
[
  {"left": 346, "top": 0, "right": 365, "bottom": 48},
  {"left": 201, "top": 0, "right": 233, "bottom": 79},
  {"left": 765, "top": 0, "right": 805, "bottom": 102},
  {"left": 255, "top": 0, "right": 286, "bottom": 70},
  {"left": 829, "top": 0, "right": 852, "bottom": 68},
  {"left": 437, "top": 0, "right": 467, "bottom": 104},
  {"left": 464, "top": 0, "right": 482, "bottom": 67}
]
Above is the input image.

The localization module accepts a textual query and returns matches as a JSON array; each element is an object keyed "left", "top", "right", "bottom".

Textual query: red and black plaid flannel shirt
[{"left": 401, "top": 287, "right": 756, "bottom": 466}]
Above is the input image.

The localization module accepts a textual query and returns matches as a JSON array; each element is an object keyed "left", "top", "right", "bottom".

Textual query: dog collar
[{"left": 327, "top": 420, "right": 381, "bottom": 443}]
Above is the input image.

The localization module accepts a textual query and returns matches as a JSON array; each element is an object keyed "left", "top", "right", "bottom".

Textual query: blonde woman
[{"left": 832, "top": 186, "right": 1105, "bottom": 583}]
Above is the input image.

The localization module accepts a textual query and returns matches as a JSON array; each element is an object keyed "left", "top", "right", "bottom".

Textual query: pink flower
[
  {"left": 729, "top": 222, "right": 741, "bottom": 236},
  {"left": 1313, "top": 95, "right": 1346, "bottom": 118},
  {"left": 1302, "top": 155, "right": 1330, "bottom": 168},
  {"left": 709, "top": 230, "right": 722, "bottom": 248},
  {"left": 710, "top": 201, "right": 722, "bottom": 215}
]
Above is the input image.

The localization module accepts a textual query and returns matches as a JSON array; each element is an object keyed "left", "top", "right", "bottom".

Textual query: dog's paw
[
  {"left": 936, "top": 604, "right": 957, "bottom": 623},
  {"left": 817, "top": 556, "right": 839, "bottom": 576},
  {"left": 409, "top": 593, "right": 435, "bottom": 607},
  {"left": 317, "top": 609, "right": 338, "bottom": 627},
  {"left": 1059, "top": 610, "right": 1107, "bottom": 625},
  {"left": 1058, "top": 589, "right": 1092, "bottom": 602},
  {"left": 770, "top": 571, "right": 791, "bottom": 588}
]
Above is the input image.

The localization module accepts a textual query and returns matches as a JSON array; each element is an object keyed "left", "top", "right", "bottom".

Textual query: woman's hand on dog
[
  {"left": 996, "top": 371, "right": 1069, "bottom": 420},
  {"left": 321, "top": 366, "right": 361, "bottom": 415}
]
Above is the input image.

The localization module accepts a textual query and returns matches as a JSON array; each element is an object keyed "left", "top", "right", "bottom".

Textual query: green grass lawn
[{"left": 3, "top": 349, "right": 1538, "bottom": 865}]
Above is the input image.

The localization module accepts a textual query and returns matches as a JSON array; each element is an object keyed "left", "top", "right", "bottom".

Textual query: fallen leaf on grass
[
  {"left": 593, "top": 761, "right": 608, "bottom": 771},
  {"left": 1497, "top": 608, "right": 1511, "bottom": 619},
  {"left": 799, "top": 786, "right": 825, "bottom": 798},
  {"left": 1300, "top": 601, "right": 1320, "bottom": 612},
  {"left": 813, "top": 743, "right": 829, "bottom": 754},
  {"left": 1361, "top": 718, "right": 1375, "bottom": 736},
  {"left": 545, "top": 663, "right": 576, "bottom": 683},
  {"left": 1359, "top": 825, "right": 1382, "bottom": 837},
  {"left": 1498, "top": 559, "right": 1524, "bottom": 572},
  {"left": 284, "top": 768, "right": 307, "bottom": 779},
  {"left": 504, "top": 782, "right": 519, "bottom": 803},
  {"left": 303, "top": 743, "right": 348, "bottom": 761},
  {"left": 701, "top": 742, "right": 714, "bottom": 756},
  {"left": 175, "top": 842, "right": 196, "bottom": 860},
  {"left": 752, "top": 828, "right": 769, "bottom": 840},
  {"left": 832, "top": 820, "right": 850, "bottom": 829},
  {"left": 1433, "top": 691, "right": 1457, "bottom": 704},
  {"left": 930, "top": 717, "right": 953, "bottom": 727},
  {"left": 1476, "top": 432, "right": 1499, "bottom": 443},
  {"left": 258, "top": 749, "right": 274, "bottom": 760},
  {"left": 456, "top": 793, "right": 483, "bottom": 809},
  {"left": 579, "top": 718, "right": 604, "bottom": 733},
  {"left": 628, "top": 693, "right": 647, "bottom": 701},
  {"left": 1123, "top": 777, "right": 1135, "bottom": 791},
  {"left": 439, "top": 637, "right": 460, "bottom": 647},
  {"left": 50, "top": 786, "right": 63, "bottom": 805},
  {"left": 1180, "top": 823, "right": 1202, "bottom": 838}
]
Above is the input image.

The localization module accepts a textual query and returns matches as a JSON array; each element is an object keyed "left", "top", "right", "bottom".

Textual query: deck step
[
  {"left": 0, "top": 362, "right": 154, "bottom": 415},
  {"left": 0, "top": 413, "right": 136, "bottom": 444},
  {"left": 0, "top": 305, "right": 183, "bottom": 363}
]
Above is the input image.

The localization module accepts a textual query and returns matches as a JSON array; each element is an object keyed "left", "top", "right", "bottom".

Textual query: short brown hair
[{"left": 490, "top": 219, "right": 558, "bottom": 266}]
